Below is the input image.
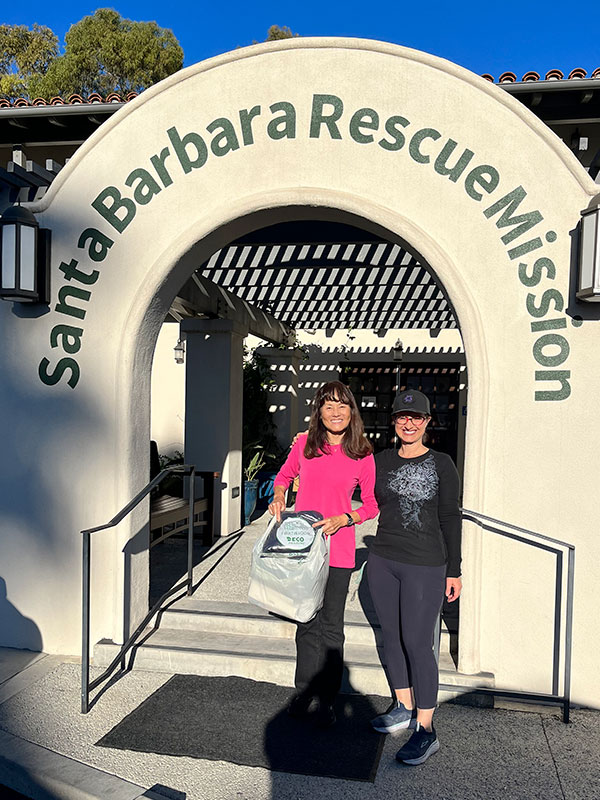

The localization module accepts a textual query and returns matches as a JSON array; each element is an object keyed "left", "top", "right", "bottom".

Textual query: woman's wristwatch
[{"left": 344, "top": 512, "right": 354, "bottom": 526}]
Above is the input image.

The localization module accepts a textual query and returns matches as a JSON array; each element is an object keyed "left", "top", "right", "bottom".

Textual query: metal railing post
[
  {"left": 563, "top": 547, "right": 575, "bottom": 724},
  {"left": 551, "top": 551, "right": 563, "bottom": 697},
  {"left": 80, "top": 464, "right": 195, "bottom": 713},
  {"left": 187, "top": 467, "right": 195, "bottom": 596},
  {"left": 213, "top": 471, "right": 221, "bottom": 540},
  {"left": 81, "top": 530, "right": 90, "bottom": 714},
  {"left": 460, "top": 508, "right": 575, "bottom": 723}
]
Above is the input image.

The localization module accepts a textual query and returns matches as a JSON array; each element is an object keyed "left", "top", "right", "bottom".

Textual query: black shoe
[
  {"left": 287, "top": 693, "right": 314, "bottom": 719},
  {"left": 395, "top": 723, "right": 440, "bottom": 765},
  {"left": 315, "top": 701, "right": 336, "bottom": 729}
]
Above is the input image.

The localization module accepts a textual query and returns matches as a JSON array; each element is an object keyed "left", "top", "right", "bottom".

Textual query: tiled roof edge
[
  {"left": 1, "top": 67, "right": 600, "bottom": 107},
  {"left": 0, "top": 91, "right": 139, "bottom": 108}
]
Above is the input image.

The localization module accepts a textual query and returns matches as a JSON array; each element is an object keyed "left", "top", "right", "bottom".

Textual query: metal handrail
[
  {"left": 446, "top": 508, "right": 575, "bottom": 723},
  {"left": 81, "top": 465, "right": 196, "bottom": 713}
]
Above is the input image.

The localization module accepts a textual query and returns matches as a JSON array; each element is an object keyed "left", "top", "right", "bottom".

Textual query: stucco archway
[{"left": 1, "top": 39, "right": 599, "bottom": 705}]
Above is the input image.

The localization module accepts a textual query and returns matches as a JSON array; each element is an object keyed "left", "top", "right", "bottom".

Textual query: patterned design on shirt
[{"left": 387, "top": 454, "right": 439, "bottom": 529}]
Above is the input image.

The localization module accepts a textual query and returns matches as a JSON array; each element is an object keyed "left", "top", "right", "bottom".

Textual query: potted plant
[{"left": 243, "top": 449, "right": 266, "bottom": 525}]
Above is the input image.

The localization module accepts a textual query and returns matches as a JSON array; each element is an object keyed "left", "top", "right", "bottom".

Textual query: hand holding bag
[{"left": 248, "top": 511, "right": 329, "bottom": 623}]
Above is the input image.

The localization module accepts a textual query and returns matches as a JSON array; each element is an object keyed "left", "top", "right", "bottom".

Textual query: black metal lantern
[
  {"left": 393, "top": 338, "right": 404, "bottom": 362},
  {"left": 577, "top": 205, "right": 600, "bottom": 302},
  {"left": 0, "top": 205, "right": 50, "bottom": 303}
]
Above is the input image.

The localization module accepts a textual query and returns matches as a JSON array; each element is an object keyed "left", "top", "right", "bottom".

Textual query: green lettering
[
  {"left": 526, "top": 288, "right": 564, "bottom": 318},
  {"left": 533, "top": 334, "right": 570, "bottom": 368},
  {"left": 531, "top": 318, "right": 567, "bottom": 332},
  {"left": 378, "top": 115, "right": 410, "bottom": 151},
  {"left": 92, "top": 186, "right": 135, "bottom": 233},
  {"left": 125, "top": 167, "right": 161, "bottom": 205},
  {"left": 50, "top": 324, "right": 84, "bottom": 354},
  {"left": 150, "top": 147, "right": 173, "bottom": 188},
  {"left": 38, "top": 356, "right": 80, "bottom": 389},
  {"left": 534, "top": 370, "right": 571, "bottom": 401},
  {"left": 508, "top": 237, "right": 543, "bottom": 261},
  {"left": 518, "top": 257, "right": 556, "bottom": 287},
  {"left": 77, "top": 228, "right": 113, "bottom": 263},
  {"left": 434, "top": 140, "right": 474, "bottom": 182},
  {"left": 464, "top": 165, "right": 500, "bottom": 200},
  {"left": 310, "top": 94, "right": 343, "bottom": 139},
  {"left": 349, "top": 107, "right": 379, "bottom": 144},
  {"left": 239, "top": 105, "right": 261, "bottom": 146},
  {"left": 58, "top": 258, "right": 99, "bottom": 285},
  {"left": 484, "top": 186, "right": 543, "bottom": 244},
  {"left": 409, "top": 128, "right": 441, "bottom": 164},
  {"left": 167, "top": 126, "right": 208, "bottom": 173},
  {"left": 267, "top": 101, "right": 296, "bottom": 140},
  {"left": 55, "top": 285, "right": 90, "bottom": 320},
  {"left": 207, "top": 117, "right": 240, "bottom": 156}
]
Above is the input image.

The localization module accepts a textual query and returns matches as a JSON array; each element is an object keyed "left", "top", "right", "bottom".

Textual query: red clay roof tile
[{"left": 1, "top": 67, "right": 600, "bottom": 110}]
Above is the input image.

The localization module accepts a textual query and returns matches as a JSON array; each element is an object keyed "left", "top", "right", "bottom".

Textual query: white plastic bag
[{"left": 248, "top": 511, "right": 329, "bottom": 623}]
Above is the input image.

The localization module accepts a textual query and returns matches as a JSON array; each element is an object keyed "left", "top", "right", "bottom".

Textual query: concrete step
[
  {"left": 159, "top": 597, "right": 453, "bottom": 651},
  {"left": 94, "top": 626, "right": 492, "bottom": 703}
]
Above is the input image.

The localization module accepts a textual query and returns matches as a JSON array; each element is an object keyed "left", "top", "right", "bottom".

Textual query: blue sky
[{"left": 3, "top": 1, "right": 599, "bottom": 81}]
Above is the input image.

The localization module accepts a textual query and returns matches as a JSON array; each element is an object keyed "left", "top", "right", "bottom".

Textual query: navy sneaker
[
  {"left": 395, "top": 722, "right": 440, "bottom": 765},
  {"left": 371, "top": 701, "right": 417, "bottom": 733}
]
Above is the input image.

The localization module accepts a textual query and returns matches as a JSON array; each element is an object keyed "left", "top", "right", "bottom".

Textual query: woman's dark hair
[{"left": 304, "top": 380, "right": 373, "bottom": 460}]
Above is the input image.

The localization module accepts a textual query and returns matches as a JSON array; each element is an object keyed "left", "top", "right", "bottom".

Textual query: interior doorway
[{"left": 149, "top": 209, "right": 467, "bottom": 651}]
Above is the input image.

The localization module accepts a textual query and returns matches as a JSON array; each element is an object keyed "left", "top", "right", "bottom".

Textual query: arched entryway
[
  {"left": 1, "top": 38, "right": 598, "bottom": 705},
  {"left": 148, "top": 209, "right": 468, "bottom": 638}
]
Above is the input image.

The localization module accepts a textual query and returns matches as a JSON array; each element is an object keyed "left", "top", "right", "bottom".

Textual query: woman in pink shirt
[{"left": 269, "top": 381, "right": 378, "bottom": 727}]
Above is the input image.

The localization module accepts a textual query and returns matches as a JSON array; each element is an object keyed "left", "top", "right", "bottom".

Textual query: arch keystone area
[{"left": 1, "top": 39, "right": 599, "bottom": 706}]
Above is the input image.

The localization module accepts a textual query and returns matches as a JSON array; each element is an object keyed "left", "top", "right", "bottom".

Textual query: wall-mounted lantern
[
  {"left": 393, "top": 338, "right": 404, "bottom": 362},
  {"left": 577, "top": 205, "right": 600, "bottom": 302},
  {"left": 173, "top": 338, "right": 186, "bottom": 364},
  {"left": 0, "top": 205, "right": 50, "bottom": 304}
]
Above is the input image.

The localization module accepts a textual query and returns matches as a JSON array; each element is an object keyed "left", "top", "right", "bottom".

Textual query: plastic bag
[{"left": 248, "top": 511, "right": 329, "bottom": 623}]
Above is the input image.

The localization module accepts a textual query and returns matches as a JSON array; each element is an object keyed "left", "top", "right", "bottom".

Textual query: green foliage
[
  {"left": 158, "top": 450, "right": 184, "bottom": 470},
  {"left": 157, "top": 450, "right": 184, "bottom": 497},
  {"left": 265, "top": 25, "right": 299, "bottom": 41},
  {"left": 34, "top": 9, "right": 183, "bottom": 98},
  {"left": 1, "top": 10, "right": 183, "bottom": 100},
  {"left": 0, "top": 23, "right": 58, "bottom": 99},
  {"left": 243, "top": 349, "right": 283, "bottom": 475},
  {"left": 244, "top": 450, "right": 266, "bottom": 482}
]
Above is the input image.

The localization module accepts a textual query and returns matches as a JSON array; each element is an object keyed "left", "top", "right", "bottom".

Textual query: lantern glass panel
[
  {"left": 579, "top": 212, "right": 598, "bottom": 293},
  {"left": 19, "top": 225, "right": 36, "bottom": 292},
  {"left": 1, "top": 224, "right": 16, "bottom": 290}
]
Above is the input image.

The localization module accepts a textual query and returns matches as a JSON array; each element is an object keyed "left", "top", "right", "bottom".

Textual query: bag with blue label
[{"left": 248, "top": 510, "right": 329, "bottom": 623}]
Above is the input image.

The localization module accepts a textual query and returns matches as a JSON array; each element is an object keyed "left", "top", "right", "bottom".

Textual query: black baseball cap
[{"left": 392, "top": 389, "right": 431, "bottom": 416}]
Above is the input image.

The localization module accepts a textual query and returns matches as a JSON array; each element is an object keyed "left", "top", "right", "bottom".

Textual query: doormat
[{"left": 97, "top": 674, "right": 389, "bottom": 782}]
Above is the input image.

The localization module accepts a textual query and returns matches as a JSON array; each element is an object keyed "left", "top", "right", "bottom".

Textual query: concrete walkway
[{"left": 1, "top": 514, "right": 598, "bottom": 800}]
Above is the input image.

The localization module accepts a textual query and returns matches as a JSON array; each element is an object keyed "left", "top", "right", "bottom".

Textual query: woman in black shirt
[{"left": 368, "top": 389, "right": 461, "bottom": 766}]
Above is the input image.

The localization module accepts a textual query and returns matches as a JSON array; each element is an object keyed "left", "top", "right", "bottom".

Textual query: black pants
[
  {"left": 294, "top": 566, "right": 352, "bottom": 703},
  {"left": 367, "top": 552, "right": 446, "bottom": 709}
]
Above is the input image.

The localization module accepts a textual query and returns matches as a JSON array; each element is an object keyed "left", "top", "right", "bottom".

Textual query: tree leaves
[
  {"left": 0, "top": 23, "right": 58, "bottom": 98},
  {"left": 1, "top": 10, "right": 183, "bottom": 100}
]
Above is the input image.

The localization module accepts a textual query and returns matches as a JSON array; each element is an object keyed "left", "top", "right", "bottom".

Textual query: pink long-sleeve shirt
[{"left": 273, "top": 435, "right": 378, "bottom": 568}]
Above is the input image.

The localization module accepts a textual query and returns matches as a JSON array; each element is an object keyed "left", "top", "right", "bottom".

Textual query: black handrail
[
  {"left": 81, "top": 465, "right": 197, "bottom": 714},
  {"left": 446, "top": 508, "right": 575, "bottom": 723}
]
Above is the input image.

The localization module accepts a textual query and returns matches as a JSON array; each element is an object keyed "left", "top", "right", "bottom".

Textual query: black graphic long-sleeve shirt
[{"left": 372, "top": 449, "right": 461, "bottom": 577}]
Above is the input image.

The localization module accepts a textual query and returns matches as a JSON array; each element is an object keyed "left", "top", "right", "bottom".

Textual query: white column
[
  {"left": 258, "top": 346, "right": 302, "bottom": 449},
  {"left": 182, "top": 318, "right": 247, "bottom": 536}
]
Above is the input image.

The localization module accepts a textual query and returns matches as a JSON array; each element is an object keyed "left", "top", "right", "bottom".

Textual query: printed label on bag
[{"left": 276, "top": 519, "right": 315, "bottom": 550}]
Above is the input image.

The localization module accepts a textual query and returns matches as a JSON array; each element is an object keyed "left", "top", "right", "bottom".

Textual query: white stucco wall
[
  {"left": 150, "top": 323, "right": 185, "bottom": 456},
  {"left": 0, "top": 39, "right": 598, "bottom": 705}
]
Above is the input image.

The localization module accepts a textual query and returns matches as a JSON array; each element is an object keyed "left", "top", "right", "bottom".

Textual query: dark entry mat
[{"left": 97, "top": 674, "right": 389, "bottom": 782}]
